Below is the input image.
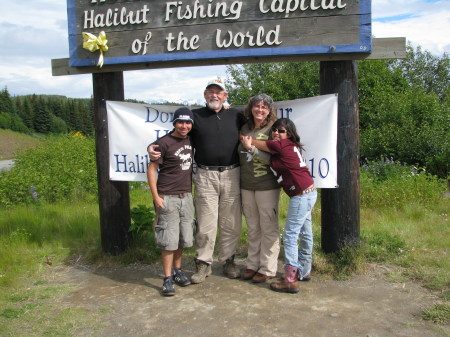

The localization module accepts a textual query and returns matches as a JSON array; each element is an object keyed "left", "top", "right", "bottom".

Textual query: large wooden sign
[{"left": 68, "top": 0, "right": 372, "bottom": 67}]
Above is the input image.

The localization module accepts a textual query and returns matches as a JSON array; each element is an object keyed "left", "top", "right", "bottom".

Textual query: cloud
[
  {"left": 0, "top": 0, "right": 448, "bottom": 101},
  {"left": 124, "top": 67, "right": 227, "bottom": 103},
  {"left": 0, "top": 23, "right": 67, "bottom": 57},
  {"left": 0, "top": 59, "right": 92, "bottom": 98},
  {"left": 372, "top": 0, "right": 450, "bottom": 55}
]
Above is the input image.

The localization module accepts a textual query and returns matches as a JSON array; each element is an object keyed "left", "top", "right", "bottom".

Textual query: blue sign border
[{"left": 68, "top": 0, "right": 372, "bottom": 67}]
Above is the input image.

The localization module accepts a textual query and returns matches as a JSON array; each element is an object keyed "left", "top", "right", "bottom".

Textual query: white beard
[{"left": 207, "top": 100, "right": 222, "bottom": 111}]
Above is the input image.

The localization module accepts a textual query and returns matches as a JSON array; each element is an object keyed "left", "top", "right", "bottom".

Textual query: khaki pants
[
  {"left": 241, "top": 188, "right": 280, "bottom": 276},
  {"left": 193, "top": 167, "right": 241, "bottom": 264}
]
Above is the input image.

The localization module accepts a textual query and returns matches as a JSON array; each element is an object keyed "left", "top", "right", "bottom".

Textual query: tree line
[
  {"left": 0, "top": 93, "right": 95, "bottom": 136},
  {"left": 226, "top": 44, "right": 449, "bottom": 178}
]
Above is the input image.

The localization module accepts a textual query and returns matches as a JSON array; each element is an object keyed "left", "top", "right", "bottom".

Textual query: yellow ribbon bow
[{"left": 82, "top": 31, "right": 108, "bottom": 68}]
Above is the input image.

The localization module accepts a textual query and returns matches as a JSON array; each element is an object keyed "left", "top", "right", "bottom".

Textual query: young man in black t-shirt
[{"left": 147, "top": 107, "right": 195, "bottom": 296}]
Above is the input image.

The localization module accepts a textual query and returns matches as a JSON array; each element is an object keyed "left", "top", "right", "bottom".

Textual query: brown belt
[{"left": 297, "top": 186, "right": 315, "bottom": 196}]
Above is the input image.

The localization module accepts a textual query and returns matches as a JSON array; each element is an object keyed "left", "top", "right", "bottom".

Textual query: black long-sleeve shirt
[{"left": 191, "top": 106, "right": 246, "bottom": 166}]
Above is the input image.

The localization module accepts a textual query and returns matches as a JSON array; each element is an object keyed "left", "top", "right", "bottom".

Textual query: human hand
[
  {"left": 241, "top": 135, "right": 253, "bottom": 151},
  {"left": 148, "top": 144, "right": 161, "bottom": 161},
  {"left": 153, "top": 195, "right": 164, "bottom": 209}
]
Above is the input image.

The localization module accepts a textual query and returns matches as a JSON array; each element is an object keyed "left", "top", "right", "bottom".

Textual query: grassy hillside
[{"left": 0, "top": 130, "right": 43, "bottom": 160}]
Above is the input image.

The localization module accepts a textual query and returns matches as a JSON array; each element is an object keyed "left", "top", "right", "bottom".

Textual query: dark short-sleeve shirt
[
  {"left": 266, "top": 139, "right": 314, "bottom": 197},
  {"left": 155, "top": 134, "right": 193, "bottom": 195}
]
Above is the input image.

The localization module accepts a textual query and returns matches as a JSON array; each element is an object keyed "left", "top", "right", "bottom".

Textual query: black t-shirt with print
[{"left": 155, "top": 134, "right": 193, "bottom": 195}]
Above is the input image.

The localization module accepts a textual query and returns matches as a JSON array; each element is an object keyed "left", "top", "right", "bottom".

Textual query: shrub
[
  {"left": 0, "top": 134, "right": 97, "bottom": 207},
  {"left": 0, "top": 111, "right": 29, "bottom": 133},
  {"left": 360, "top": 158, "right": 446, "bottom": 208},
  {"left": 129, "top": 205, "right": 155, "bottom": 234}
]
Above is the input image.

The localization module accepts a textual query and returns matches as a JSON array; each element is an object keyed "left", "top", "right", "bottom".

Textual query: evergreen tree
[
  {"left": 22, "top": 97, "right": 35, "bottom": 130},
  {"left": 0, "top": 87, "right": 14, "bottom": 114},
  {"left": 67, "top": 99, "right": 78, "bottom": 131},
  {"left": 79, "top": 99, "right": 94, "bottom": 135},
  {"left": 33, "top": 100, "right": 51, "bottom": 134},
  {"left": 49, "top": 97, "right": 65, "bottom": 120},
  {"left": 15, "top": 98, "right": 24, "bottom": 119}
]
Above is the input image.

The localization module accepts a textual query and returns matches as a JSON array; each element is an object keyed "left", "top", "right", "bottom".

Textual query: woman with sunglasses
[
  {"left": 241, "top": 118, "right": 317, "bottom": 293},
  {"left": 238, "top": 94, "right": 280, "bottom": 283}
]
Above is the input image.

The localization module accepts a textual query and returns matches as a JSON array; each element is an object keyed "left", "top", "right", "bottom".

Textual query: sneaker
[
  {"left": 223, "top": 255, "right": 240, "bottom": 279},
  {"left": 191, "top": 260, "right": 212, "bottom": 284},
  {"left": 270, "top": 279, "right": 300, "bottom": 294},
  {"left": 173, "top": 268, "right": 191, "bottom": 287},
  {"left": 162, "top": 277, "right": 175, "bottom": 296}
]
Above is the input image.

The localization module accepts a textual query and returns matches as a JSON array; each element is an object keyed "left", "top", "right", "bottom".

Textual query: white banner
[{"left": 106, "top": 94, "right": 338, "bottom": 188}]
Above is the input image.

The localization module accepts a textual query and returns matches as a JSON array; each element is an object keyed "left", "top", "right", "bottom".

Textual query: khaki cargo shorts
[{"left": 154, "top": 193, "right": 195, "bottom": 251}]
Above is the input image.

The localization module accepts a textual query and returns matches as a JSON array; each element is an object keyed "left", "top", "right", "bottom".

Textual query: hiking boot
[
  {"left": 162, "top": 277, "right": 175, "bottom": 296},
  {"left": 223, "top": 255, "right": 240, "bottom": 279},
  {"left": 279, "top": 269, "right": 311, "bottom": 282},
  {"left": 251, "top": 272, "right": 274, "bottom": 283},
  {"left": 191, "top": 260, "right": 212, "bottom": 284},
  {"left": 242, "top": 269, "right": 257, "bottom": 280},
  {"left": 173, "top": 268, "right": 191, "bottom": 287},
  {"left": 270, "top": 265, "right": 300, "bottom": 294}
]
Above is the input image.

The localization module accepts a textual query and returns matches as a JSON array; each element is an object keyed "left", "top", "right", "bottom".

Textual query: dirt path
[{"left": 47, "top": 259, "right": 447, "bottom": 337}]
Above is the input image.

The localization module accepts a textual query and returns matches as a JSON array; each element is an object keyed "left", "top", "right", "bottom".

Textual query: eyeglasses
[
  {"left": 205, "top": 89, "right": 225, "bottom": 95},
  {"left": 272, "top": 127, "right": 287, "bottom": 134}
]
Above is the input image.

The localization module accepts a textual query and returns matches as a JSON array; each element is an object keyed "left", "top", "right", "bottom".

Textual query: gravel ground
[{"left": 46, "top": 260, "right": 448, "bottom": 337}]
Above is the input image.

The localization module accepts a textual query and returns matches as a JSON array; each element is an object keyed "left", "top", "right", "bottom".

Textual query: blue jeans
[{"left": 283, "top": 190, "right": 317, "bottom": 277}]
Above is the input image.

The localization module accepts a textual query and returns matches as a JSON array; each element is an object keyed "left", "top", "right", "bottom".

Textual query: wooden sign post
[
  {"left": 320, "top": 61, "right": 360, "bottom": 252},
  {"left": 92, "top": 71, "right": 131, "bottom": 254},
  {"left": 53, "top": 0, "right": 405, "bottom": 254}
]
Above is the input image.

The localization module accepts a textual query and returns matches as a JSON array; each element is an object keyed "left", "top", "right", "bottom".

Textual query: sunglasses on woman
[{"left": 272, "top": 127, "right": 287, "bottom": 133}]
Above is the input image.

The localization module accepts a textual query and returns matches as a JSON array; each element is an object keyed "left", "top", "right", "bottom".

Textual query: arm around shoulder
[
  {"left": 252, "top": 138, "right": 270, "bottom": 153},
  {"left": 249, "top": 145, "right": 271, "bottom": 164}
]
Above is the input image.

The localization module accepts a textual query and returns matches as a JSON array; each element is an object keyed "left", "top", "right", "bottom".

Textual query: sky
[{"left": 0, "top": 0, "right": 449, "bottom": 105}]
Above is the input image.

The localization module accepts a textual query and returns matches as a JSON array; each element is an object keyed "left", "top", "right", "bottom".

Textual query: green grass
[
  {"left": 1, "top": 187, "right": 449, "bottom": 334},
  {"left": 423, "top": 303, "right": 450, "bottom": 324},
  {"left": 0, "top": 281, "right": 102, "bottom": 337},
  {"left": 0, "top": 201, "right": 100, "bottom": 287},
  {"left": 0, "top": 200, "right": 136, "bottom": 336},
  {"left": 1, "top": 149, "right": 449, "bottom": 334}
]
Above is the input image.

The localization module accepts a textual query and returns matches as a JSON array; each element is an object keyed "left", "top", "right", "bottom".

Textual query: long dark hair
[
  {"left": 272, "top": 118, "right": 305, "bottom": 151},
  {"left": 244, "top": 94, "right": 277, "bottom": 130}
]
